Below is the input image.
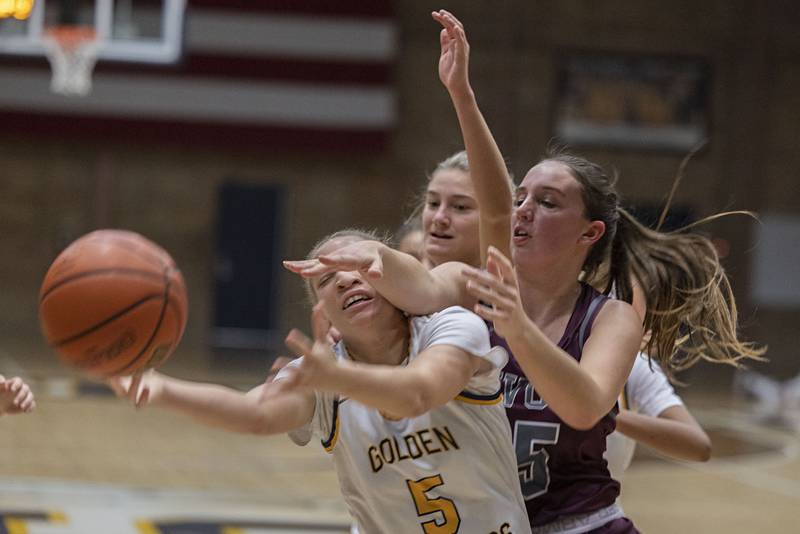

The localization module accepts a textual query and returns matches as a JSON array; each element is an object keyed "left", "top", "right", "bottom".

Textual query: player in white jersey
[
  {"left": 281, "top": 305, "right": 527, "bottom": 534},
  {"left": 112, "top": 229, "right": 531, "bottom": 534},
  {"left": 605, "top": 353, "right": 711, "bottom": 480}
]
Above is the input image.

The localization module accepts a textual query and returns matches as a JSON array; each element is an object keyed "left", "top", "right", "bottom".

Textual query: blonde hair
[{"left": 303, "top": 228, "right": 388, "bottom": 304}]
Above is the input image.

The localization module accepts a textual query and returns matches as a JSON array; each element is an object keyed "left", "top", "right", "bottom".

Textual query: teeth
[{"left": 344, "top": 295, "right": 369, "bottom": 309}]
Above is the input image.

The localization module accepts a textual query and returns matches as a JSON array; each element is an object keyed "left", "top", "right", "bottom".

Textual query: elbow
[
  {"left": 400, "top": 390, "right": 436, "bottom": 419},
  {"left": 566, "top": 411, "right": 605, "bottom": 431},
  {"left": 245, "top": 410, "right": 278, "bottom": 436},
  {"left": 694, "top": 433, "right": 713, "bottom": 462}
]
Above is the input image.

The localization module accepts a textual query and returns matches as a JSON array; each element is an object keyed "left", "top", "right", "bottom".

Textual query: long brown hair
[{"left": 545, "top": 149, "right": 765, "bottom": 378}]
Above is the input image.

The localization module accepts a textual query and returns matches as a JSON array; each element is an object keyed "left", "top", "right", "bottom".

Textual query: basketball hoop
[{"left": 43, "top": 26, "right": 100, "bottom": 97}]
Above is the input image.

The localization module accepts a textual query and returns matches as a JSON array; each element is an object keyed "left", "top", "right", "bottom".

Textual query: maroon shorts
[{"left": 589, "top": 517, "right": 639, "bottom": 533}]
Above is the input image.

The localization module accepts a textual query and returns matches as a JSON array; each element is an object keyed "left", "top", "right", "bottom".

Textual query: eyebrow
[
  {"left": 426, "top": 192, "right": 476, "bottom": 201},
  {"left": 516, "top": 185, "right": 566, "bottom": 196}
]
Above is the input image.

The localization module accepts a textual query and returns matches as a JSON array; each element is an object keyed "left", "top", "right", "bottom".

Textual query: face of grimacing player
[
  {"left": 422, "top": 168, "right": 481, "bottom": 267},
  {"left": 310, "top": 236, "right": 405, "bottom": 340}
]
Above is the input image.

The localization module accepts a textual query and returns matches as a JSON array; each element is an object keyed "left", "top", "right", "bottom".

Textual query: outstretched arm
[
  {"left": 109, "top": 371, "right": 314, "bottom": 436},
  {"left": 433, "top": 9, "right": 513, "bottom": 262},
  {"left": 283, "top": 305, "right": 488, "bottom": 419},
  {"left": 616, "top": 406, "right": 711, "bottom": 462},
  {"left": 284, "top": 240, "right": 473, "bottom": 314}
]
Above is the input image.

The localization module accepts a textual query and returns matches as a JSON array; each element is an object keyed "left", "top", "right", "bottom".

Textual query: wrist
[
  {"left": 504, "top": 313, "right": 536, "bottom": 345},
  {"left": 449, "top": 87, "right": 476, "bottom": 106}
]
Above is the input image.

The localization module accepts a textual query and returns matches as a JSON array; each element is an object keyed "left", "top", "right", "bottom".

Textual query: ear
[{"left": 580, "top": 220, "right": 606, "bottom": 245}]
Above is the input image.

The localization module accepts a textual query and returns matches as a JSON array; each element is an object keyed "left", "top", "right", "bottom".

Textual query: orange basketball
[{"left": 39, "top": 230, "right": 188, "bottom": 378}]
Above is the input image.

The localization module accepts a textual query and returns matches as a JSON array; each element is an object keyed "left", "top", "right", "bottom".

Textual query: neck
[
  {"left": 516, "top": 267, "right": 583, "bottom": 326},
  {"left": 343, "top": 317, "right": 410, "bottom": 366}
]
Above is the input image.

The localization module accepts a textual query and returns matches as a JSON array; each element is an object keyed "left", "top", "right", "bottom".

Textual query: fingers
[
  {"left": 462, "top": 266, "right": 518, "bottom": 310},
  {"left": 487, "top": 246, "right": 515, "bottom": 277},
  {"left": 127, "top": 372, "right": 143, "bottom": 405},
  {"left": 472, "top": 302, "right": 510, "bottom": 324},
  {"left": 269, "top": 356, "right": 293, "bottom": 374},
  {"left": 107, "top": 377, "right": 129, "bottom": 397},
  {"left": 311, "top": 304, "right": 333, "bottom": 344},
  {"left": 285, "top": 328, "right": 314, "bottom": 358},
  {"left": 365, "top": 254, "right": 384, "bottom": 279},
  {"left": 137, "top": 387, "right": 150, "bottom": 409},
  {"left": 283, "top": 259, "right": 329, "bottom": 278},
  {"left": 326, "top": 326, "right": 342, "bottom": 345}
]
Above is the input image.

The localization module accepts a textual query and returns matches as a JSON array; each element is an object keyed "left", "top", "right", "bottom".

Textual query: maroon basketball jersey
[{"left": 491, "top": 282, "right": 622, "bottom": 528}]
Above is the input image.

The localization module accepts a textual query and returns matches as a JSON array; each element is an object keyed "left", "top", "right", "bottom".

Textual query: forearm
[
  {"left": 371, "top": 245, "right": 465, "bottom": 313},
  {"left": 158, "top": 378, "right": 274, "bottom": 435},
  {"left": 615, "top": 409, "right": 712, "bottom": 462},
  {"left": 323, "top": 361, "right": 436, "bottom": 419},
  {"left": 506, "top": 321, "right": 614, "bottom": 429},
  {"left": 449, "top": 90, "right": 513, "bottom": 260}
]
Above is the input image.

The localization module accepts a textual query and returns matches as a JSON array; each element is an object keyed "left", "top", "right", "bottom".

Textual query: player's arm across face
[
  {"left": 109, "top": 371, "right": 315, "bottom": 435},
  {"left": 284, "top": 240, "right": 473, "bottom": 314}
]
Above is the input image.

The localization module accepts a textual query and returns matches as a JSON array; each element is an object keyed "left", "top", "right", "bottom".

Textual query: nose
[
  {"left": 515, "top": 196, "right": 534, "bottom": 222},
  {"left": 336, "top": 271, "right": 361, "bottom": 290},
  {"left": 432, "top": 205, "right": 450, "bottom": 227}
]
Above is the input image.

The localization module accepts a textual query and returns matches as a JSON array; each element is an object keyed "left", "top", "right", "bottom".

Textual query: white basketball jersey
[
  {"left": 605, "top": 353, "right": 683, "bottom": 479},
  {"left": 286, "top": 306, "right": 531, "bottom": 534}
]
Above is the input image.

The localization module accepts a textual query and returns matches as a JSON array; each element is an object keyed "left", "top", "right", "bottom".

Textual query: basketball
[{"left": 38, "top": 230, "right": 188, "bottom": 378}]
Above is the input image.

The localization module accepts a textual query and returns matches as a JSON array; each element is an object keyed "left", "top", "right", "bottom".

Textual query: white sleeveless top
[{"left": 282, "top": 306, "right": 531, "bottom": 534}]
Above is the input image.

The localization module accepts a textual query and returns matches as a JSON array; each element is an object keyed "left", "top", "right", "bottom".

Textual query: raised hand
[
  {"left": 462, "top": 246, "right": 529, "bottom": 339},
  {"left": 282, "top": 304, "right": 340, "bottom": 391},
  {"left": 108, "top": 370, "right": 165, "bottom": 409},
  {"left": 283, "top": 240, "right": 385, "bottom": 280},
  {"left": 432, "top": 9, "right": 471, "bottom": 97},
  {"left": 0, "top": 375, "right": 36, "bottom": 415}
]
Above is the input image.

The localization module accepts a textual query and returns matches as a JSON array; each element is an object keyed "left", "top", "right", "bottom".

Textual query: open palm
[{"left": 433, "top": 10, "right": 470, "bottom": 95}]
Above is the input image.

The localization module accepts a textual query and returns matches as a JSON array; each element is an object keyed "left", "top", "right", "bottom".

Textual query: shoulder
[
  {"left": 414, "top": 305, "right": 486, "bottom": 332},
  {"left": 412, "top": 306, "right": 491, "bottom": 357},
  {"left": 594, "top": 298, "right": 641, "bottom": 333}
]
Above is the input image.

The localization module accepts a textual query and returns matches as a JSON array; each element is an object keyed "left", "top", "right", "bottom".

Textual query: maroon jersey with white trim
[{"left": 491, "top": 282, "right": 620, "bottom": 527}]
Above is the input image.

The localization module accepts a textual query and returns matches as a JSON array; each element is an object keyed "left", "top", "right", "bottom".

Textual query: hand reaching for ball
[{"left": 108, "top": 370, "right": 166, "bottom": 408}]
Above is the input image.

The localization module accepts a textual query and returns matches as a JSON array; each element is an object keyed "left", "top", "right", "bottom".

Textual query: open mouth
[
  {"left": 513, "top": 227, "right": 530, "bottom": 244},
  {"left": 343, "top": 294, "right": 373, "bottom": 310},
  {"left": 429, "top": 232, "right": 453, "bottom": 240}
]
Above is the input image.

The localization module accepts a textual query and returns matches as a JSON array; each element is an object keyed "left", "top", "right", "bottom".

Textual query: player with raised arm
[{"left": 286, "top": 10, "right": 762, "bottom": 532}]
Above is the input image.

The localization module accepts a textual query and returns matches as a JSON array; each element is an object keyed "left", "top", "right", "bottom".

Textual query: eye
[
  {"left": 513, "top": 196, "right": 525, "bottom": 207},
  {"left": 426, "top": 200, "right": 440, "bottom": 209},
  {"left": 454, "top": 204, "right": 471, "bottom": 212},
  {"left": 537, "top": 197, "right": 556, "bottom": 208},
  {"left": 317, "top": 273, "right": 334, "bottom": 288}
]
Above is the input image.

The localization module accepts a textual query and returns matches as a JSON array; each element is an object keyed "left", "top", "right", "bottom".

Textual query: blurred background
[{"left": 1, "top": 1, "right": 799, "bottom": 533}]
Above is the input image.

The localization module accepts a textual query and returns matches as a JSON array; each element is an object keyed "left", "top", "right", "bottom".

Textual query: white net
[{"left": 43, "top": 28, "right": 100, "bottom": 97}]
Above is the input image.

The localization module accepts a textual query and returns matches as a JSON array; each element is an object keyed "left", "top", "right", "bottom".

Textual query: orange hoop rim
[{"left": 44, "top": 26, "right": 97, "bottom": 49}]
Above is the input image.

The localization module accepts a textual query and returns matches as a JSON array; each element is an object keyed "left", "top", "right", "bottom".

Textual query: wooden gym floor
[{"left": 1, "top": 346, "right": 799, "bottom": 533}]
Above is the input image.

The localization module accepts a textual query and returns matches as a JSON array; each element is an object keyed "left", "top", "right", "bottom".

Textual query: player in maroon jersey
[{"left": 285, "top": 9, "right": 761, "bottom": 532}]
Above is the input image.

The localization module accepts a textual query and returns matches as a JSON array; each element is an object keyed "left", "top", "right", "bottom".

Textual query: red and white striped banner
[{"left": 0, "top": 0, "right": 397, "bottom": 151}]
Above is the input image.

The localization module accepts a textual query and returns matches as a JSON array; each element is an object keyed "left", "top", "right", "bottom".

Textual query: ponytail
[{"left": 603, "top": 208, "right": 765, "bottom": 379}]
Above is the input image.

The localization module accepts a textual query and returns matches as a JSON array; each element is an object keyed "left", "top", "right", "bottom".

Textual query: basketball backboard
[{"left": 0, "top": 0, "right": 185, "bottom": 64}]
